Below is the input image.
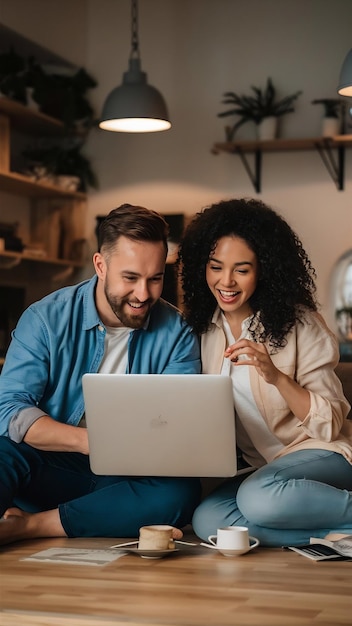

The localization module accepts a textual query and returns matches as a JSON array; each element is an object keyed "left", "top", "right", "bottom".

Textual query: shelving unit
[
  {"left": 212, "top": 135, "right": 352, "bottom": 192},
  {"left": 0, "top": 96, "right": 87, "bottom": 268},
  {"left": 0, "top": 26, "right": 92, "bottom": 359},
  {"left": 0, "top": 96, "right": 68, "bottom": 136}
]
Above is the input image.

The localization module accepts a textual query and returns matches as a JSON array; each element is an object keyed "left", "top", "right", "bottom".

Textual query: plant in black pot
[
  {"left": 30, "top": 66, "right": 98, "bottom": 131},
  {"left": 22, "top": 141, "right": 98, "bottom": 192},
  {"left": 312, "top": 98, "right": 344, "bottom": 136},
  {"left": 218, "top": 78, "right": 302, "bottom": 141},
  {"left": 312, "top": 98, "right": 342, "bottom": 118},
  {"left": 0, "top": 47, "right": 27, "bottom": 103}
]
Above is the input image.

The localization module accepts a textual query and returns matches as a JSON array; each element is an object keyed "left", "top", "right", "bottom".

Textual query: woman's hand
[
  {"left": 224, "top": 338, "right": 311, "bottom": 420},
  {"left": 224, "top": 339, "right": 280, "bottom": 384}
]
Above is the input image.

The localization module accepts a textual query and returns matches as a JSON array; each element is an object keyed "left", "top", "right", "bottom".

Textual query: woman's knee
[
  {"left": 192, "top": 482, "right": 245, "bottom": 540},
  {"left": 236, "top": 468, "right": 298, "bottom": 527},
  {"left": 236, "top": 451, "right": 352, "bottom": 527},
  {"left": 237, "top": 477, "right": 271, "bottom": 524},
  {"left": 192, "top": 497, "right": 222, "bottom": 540}
]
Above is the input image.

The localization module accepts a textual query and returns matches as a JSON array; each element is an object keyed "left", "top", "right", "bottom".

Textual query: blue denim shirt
[{"left": 0, "top": 276, "right": 200, "bottom": 441}]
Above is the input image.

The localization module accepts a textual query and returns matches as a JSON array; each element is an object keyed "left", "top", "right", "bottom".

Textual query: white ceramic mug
[{"left": 208, "top": 526, "right": 260, "bottom": 556}]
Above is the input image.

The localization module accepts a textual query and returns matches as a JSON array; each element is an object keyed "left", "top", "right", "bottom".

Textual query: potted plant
[
  {"left": 0, "top": 47, "right": 27, "bottom": 103},
  {"left": 218, "top": 77, "right": 302, "bottom": 141},
  {"left": 22, "top": 141, "right": 98, "bottom": 192},
  {"left": 0, "top": 47, "right": 98, "bottom": 130},
  {"left": 30, "top": 66, "right": 97, "bottom": 131},
  {"left": 312, "top": 98, "right": 343, "bottom": 137}
]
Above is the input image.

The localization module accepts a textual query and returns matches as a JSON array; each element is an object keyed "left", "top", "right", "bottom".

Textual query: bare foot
[
  {"left": 171, "top": 527, "right": 183, "bottom": 540},
  {"left": 0, "top": 509, "right": 184, "bottom": 546},
  {"left": 3, "top": 506, "right": 26, "bottom": 519},
  {"left": 0, "top": 506, "right": 66, "bottom": 546},
  {"left": 0, "top": 507, "right": 33, "bottom": 545}
]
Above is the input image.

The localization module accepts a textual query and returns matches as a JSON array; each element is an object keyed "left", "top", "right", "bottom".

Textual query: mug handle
[
  {"left": 207, "top": 535, "right": 217, "bottom": 546},
  {"left": 248, "top": 536, "right": 260, "bottom": 550}
]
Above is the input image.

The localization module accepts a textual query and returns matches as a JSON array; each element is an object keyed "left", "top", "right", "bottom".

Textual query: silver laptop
[{"left": 82, "top": 374, "right": 237, "bottom": 477}]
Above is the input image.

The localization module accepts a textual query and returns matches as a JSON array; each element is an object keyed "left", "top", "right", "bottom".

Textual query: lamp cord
[{"left": 130, "top": 0, "right": 140, "bottom": 60}]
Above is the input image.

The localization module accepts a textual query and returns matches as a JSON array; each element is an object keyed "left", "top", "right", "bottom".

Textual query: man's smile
[{"left": 128, "top": 301, "right": 148, "bottom": 309}]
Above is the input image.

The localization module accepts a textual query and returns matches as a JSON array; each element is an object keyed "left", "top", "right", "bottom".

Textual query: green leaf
[{"left": 217, "top": 78, "right": 303, "bottom": 125}]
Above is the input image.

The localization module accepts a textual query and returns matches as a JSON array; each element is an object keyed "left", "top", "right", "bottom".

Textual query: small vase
[
  {"left": 257, "top": 116, "right": 278, "bottom": 140},
  {"left": 322, "top": 117, "right": 340, "bottom": 137},
  {"left": 26, "top": 87, "right": 39, "bottom": 110},
  {"left": 55, "top": 175, "right": 81, "bottom": 191}
]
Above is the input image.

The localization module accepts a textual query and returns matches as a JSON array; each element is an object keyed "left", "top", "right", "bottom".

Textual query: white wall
[
  {"left": 2, "top": 0, "right": 352, "bottom": 330},
  {"left": 0, "top": 0, "right": 88, "bottom": 66}
]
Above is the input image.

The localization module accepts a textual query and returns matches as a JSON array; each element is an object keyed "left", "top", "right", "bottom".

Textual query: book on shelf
[{"left": 284, "top": 535, "right": 352, "bottom": 561}]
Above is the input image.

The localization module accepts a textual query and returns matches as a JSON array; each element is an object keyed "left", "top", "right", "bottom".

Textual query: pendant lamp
[
  {"left": 337, "top": 49, "right": 352, "bottom": 97},
  {"left": 99, "top": 0, "right": 171, "bottom": 133}
]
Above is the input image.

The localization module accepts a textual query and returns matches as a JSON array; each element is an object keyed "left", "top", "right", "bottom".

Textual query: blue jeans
[
  {"left": 192, "top": 449, "right": 352, "bottom": 547},
  {"left": 0, "top": 437, "right": 201, "bottom": 537}
]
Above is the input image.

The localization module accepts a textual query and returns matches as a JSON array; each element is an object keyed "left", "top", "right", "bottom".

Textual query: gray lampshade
[
  {"left": 99, "top": 58, "right": 171, "bottom": 132},
  {"left": 337, "top": 49, "right": 352, "bottom": 96}
]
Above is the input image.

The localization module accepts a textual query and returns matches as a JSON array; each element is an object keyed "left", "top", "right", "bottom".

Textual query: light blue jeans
[{"left": 192, "top": 449, "right": 352, "bottom": 547}]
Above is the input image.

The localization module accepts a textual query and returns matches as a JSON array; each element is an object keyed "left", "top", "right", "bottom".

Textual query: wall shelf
[
  {"left": 0, "top": 250, "right": 84, "bottom": 270},
  {"left": 0, "top": 98, "right": 85, "bottom": 197},
  {"left": 0, "top": 97, "right": 67, "bottom": 136},
  {"left": 212, "top": 135, "right": 352, "bottom": 192},
  {"left": 0, "top": 98, "right": 87, "bottom": 290},
  {"left": 0, "top": 170, "right": 86, "bottom": 198},
  {"left": 0, "top": 27, "right": 91, "bottom": 356},
  {"left": 0, "top": 97, "right": 87, "bottom": 267}
]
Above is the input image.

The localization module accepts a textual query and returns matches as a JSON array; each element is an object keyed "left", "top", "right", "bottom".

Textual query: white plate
[{"left": 115, "top": 547, "right": 180, "bottom": 559}]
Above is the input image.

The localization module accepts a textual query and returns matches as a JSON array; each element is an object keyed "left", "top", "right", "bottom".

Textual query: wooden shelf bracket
[
  {"left": 212, "top": 135, "right": 352, "bottom": 192},
  {"left": 314, "top": 139, "right": 345, "bottom": 191},
  {"left": 236, "top": 147, "right": 262, "bottom": 193}
]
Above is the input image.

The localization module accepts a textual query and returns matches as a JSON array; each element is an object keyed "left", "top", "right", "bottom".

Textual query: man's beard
[{"left": 104, "top": 287, "right": 152, "bottom": 329}]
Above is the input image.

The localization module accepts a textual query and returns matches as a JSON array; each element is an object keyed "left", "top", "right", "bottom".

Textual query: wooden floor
[{"left": 1, "top": 533, "right": 351, "bottom": 626}]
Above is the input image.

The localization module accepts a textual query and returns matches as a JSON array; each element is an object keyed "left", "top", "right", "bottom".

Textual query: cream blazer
[{"left": 201, "top": 308, "right": 352, "bottom": 464}]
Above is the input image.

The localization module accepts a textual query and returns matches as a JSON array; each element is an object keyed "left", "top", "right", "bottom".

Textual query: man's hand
[{"left": 23, "top": 415, "right": 89, "bottom": 454}]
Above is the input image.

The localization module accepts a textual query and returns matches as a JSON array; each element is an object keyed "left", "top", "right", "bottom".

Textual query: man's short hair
[{"left": 97, "top": 204, "right": 169, "bottom": 255}]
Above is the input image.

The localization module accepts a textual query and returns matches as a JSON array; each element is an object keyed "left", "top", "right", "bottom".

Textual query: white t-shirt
[
  {"left": 98, "top": 326, "right": 132, "bottom": 374},
  {"left": 221, "top": 314, "right": 284, "bottom": 466},
  {"left": 79, "top": 326, "right": 131, "bottom": 428}
]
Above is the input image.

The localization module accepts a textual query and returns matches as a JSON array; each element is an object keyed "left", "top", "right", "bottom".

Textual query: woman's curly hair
[{"left": 178, "top": 198, "right": 317, "bottom": 349}]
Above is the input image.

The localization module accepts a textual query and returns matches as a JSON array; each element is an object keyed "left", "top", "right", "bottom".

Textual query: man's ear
[{"left": 93, "top": 252, "right": 107, "bottom": 280}]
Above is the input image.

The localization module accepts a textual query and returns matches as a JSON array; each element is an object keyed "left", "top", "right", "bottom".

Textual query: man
[{"left": 0, "top": 204, "right": 201, "bottom": 545}]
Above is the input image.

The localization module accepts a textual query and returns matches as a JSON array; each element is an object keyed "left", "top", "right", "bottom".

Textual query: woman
[{"left": 178, "top": 198, "right": 352, "bottom": 547}]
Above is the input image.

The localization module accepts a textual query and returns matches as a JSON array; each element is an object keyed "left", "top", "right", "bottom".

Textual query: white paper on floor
[{"left": 22, "top": 547, "right": 127, "bottom": 566}]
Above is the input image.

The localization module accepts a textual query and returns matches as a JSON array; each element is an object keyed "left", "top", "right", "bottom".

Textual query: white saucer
[
  {"left": 200, "top": 542, "right": 257, "bottom": 557},
  {"left": 114, "top": 546, "right": 180, "bottom": 559}
]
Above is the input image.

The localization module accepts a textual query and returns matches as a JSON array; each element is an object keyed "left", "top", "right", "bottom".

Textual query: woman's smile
[
  {"left": 218, "top": 289, "right": 241, "bottom": 303},
  {"left": 206, "top": 236, "right": 258, "bottom": 321}
]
